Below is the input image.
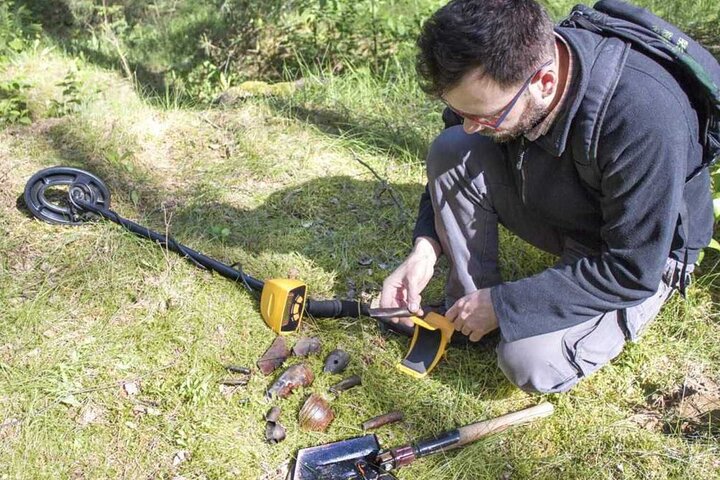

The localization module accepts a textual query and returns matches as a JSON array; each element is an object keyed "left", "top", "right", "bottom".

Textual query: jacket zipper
[{"left": 516, "top": 138, "right": 528, "bottom": 205}]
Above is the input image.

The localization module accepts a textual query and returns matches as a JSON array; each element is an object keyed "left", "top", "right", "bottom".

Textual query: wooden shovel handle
[{"left": 456, "top": 402, "right": 554, "bottom": 447}]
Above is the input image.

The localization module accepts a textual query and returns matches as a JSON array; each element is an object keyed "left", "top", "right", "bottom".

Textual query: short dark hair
[{"left": 416, "top": 0, "right": 555, "bottom": 97}]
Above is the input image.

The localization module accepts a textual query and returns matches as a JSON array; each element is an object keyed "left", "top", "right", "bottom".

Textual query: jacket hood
[{"left": 534, "top": 27, "right": 607, "bottom": 157}]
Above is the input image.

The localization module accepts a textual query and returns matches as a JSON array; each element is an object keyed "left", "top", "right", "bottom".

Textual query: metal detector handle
[
  {"left": 455, "top": 402, "right": 554, "bottom": 447},
  {"left": 305, "top": 299, "right": 366, "bottom": 318},
  {"left": 305, "top": 300, "right": 414, "bottom": 336}
]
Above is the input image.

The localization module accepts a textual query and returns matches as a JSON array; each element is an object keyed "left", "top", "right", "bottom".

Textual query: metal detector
[{"left": 23, "top": 166, "right": 456, "bottom": 377}]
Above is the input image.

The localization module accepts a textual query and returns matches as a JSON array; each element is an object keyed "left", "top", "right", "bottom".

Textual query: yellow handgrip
[{"left": 396, "top": 312, "right": 454, "bottom": 378}]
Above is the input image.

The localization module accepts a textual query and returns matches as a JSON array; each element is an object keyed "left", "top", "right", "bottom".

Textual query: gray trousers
[{"left": 427, "top": 126, "right": 685, "bottom": 393}]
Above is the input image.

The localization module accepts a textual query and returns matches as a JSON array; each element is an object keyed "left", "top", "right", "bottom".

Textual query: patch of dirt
[
  {"left": 0, "top": 418, "right": 21, "bottom": 441},
  {"left": 75, "top": 403, "right": 106, "bottom": 427},
  {"left": 258, "top": 460, "right": 290, "bottom": 480},
  {"left": 632, "top": 372, "right": 720, "bottom": 439}
]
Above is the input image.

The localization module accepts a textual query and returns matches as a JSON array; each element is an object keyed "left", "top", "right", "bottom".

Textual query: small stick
[
  {"left": 220, "top": 379, "right": 249, "bottom": 386},
  {"left": 352, "top": 152, "right": 410, "bottom": 220}
]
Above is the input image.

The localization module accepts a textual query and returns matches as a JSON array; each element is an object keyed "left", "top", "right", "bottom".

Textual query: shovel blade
[{"left": 292, "top": 434, "right": 381, "bottom": 480}]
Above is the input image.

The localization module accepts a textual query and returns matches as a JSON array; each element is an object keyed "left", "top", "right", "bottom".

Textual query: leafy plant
[
  {"left": 0, "top": 1, "right": 40, "bottom": 62},
  {"left": 48, "top": 70, "right": 92, "bottom": 117},
  {"left": 0, "top": 80, "right": 31, "bottom": 127}
]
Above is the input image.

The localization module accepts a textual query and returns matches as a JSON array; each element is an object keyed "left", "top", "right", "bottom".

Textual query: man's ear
[{"left": 535, "top": 70, "right": 557, "bottom": 99}]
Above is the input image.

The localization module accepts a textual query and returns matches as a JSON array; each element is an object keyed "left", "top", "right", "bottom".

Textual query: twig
[
  {"left": 199, "top": 114, "right": 224, "bottom": 131},
  {"left": 351, "top": 151, "right": 410, "bottom": 221},
  {"left": 102, "top": 0, "right": 134, "bottom": 81}
]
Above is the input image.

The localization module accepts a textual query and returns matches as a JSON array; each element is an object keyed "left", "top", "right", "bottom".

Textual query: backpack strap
[{"left": 570, "top": 36, "right": 631, "bottom": 191}]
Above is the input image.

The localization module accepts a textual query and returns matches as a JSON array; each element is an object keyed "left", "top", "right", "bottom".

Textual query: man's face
[{"left": 442, "top": 65, "right": 552, "bottom": 143}]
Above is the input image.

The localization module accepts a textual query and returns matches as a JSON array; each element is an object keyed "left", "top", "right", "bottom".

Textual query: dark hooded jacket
[{"left": 413, "top": 27, "right": 714, "bottom": 342}]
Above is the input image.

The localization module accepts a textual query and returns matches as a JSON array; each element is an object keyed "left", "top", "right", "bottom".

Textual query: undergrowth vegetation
[{"left": 1, "top": 1, "right": 719, "bottom": 479}]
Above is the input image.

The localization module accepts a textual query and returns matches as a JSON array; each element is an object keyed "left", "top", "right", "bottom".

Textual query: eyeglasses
[{"left": 443, "top": 59, "right": 553, "bottom": 130}]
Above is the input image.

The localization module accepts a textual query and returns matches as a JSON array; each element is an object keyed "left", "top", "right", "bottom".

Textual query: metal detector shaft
[
  {"left": 73, "top": 198, "right": 265, "bottom": 291},
  {"left": 71, "top": 197, "right": 413, "bottom": 335}
]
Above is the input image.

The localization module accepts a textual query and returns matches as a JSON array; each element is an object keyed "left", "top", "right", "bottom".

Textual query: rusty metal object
[
  {"left": 329, "top": 375, "right": 362, "bottom": 395},
  {"left": 257, "top": 337, "right": 290, "bottom": 376},
  {"left": 265, "top": 422, "right": 286, "bottom": 444},
  {"left": 267, "top": 363, "right": 314, "bottom": 399},
  {"left": 293, "top": 337, "right": 322, "bottom": 357},
  {"left": 362, "top": 411, "right": 404, "bottom": 431},
  {"left": 266, "top": 406, "right": 282, "bottom": 423},
  {"left": 299, "top": 394, "right": 335, "bottom": 432},
  {"left": 265, "top": 406, "right": 286, "bottom": 444},
  {"left": 323, "top": 349, "right": 351, "bottom": 374},
  {"left": 225, "top": 365, "right": 251, "bottom": 375}
]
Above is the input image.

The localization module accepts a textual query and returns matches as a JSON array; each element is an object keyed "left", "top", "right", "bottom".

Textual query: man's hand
[
  {"left": 379, "top": 237, "right": 441, "bottom": 327},
  {"left": 446, "top": 288, "right": 498, "bottom": 342}
]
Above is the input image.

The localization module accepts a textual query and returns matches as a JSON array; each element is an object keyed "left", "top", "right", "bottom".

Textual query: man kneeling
[{"left": 380, "top": 0, "right": 714, "bottom": 393}]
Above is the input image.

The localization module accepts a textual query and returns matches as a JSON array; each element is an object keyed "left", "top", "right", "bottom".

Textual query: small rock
[
  {"left": 215, "top": 324, "right": 226, "bottom": 337},
  {"left": 76, "top": 405, "right": 103, "bottom": 426},
  {"left": 123, "top": 381, "right": 140, "bottom": 397},
  {"left": 358, "top": 256, "right": 373, "bottom": 267},
  {"left": 172, "top": 450, "right": 190, "bottom": 468}
]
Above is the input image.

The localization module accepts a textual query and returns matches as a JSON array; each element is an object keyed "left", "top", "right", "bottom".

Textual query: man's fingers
[
  {"left": 469, "top": 330, "right": 484, "bottom": 342},
  {"left": 445, "top": 304, "right": 457, "bottom": 321},
  {"left": 405, "top": 282, "right": 422, "bottom": 316},
  {"left": 400, "top": 317, "right": 416, "bottom": 328}
]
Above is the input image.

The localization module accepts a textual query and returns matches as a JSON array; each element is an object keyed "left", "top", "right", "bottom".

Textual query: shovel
[{"left": 292, "top": 402, "right": 554, "bottom": 479}]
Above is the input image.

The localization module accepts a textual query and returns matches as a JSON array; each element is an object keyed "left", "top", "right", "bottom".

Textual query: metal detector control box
[{"left": 260, "top": 279, "right": 307, "bottom": 334}]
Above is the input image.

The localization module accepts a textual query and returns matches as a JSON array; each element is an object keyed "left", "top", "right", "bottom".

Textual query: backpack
[
  {"left": 561, "top": 0, "right": 720, "bottom": 293},
  {"left": 561, "top": 0, "right": 720, "bottom": 181}
]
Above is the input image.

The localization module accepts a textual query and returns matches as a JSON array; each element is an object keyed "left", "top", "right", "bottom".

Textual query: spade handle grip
[{"left": 456, "top": 402, "right": 554, "bottom": 447}]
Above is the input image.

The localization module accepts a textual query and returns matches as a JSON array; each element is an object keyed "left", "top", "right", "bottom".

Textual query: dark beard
[{"left": 483, "top": 97, "right": 550, "bottom": 144}]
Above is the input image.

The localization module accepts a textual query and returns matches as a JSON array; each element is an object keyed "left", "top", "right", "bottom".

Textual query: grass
[{"left": 2, "top": 7, "right": 720, "bottom": 480}]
